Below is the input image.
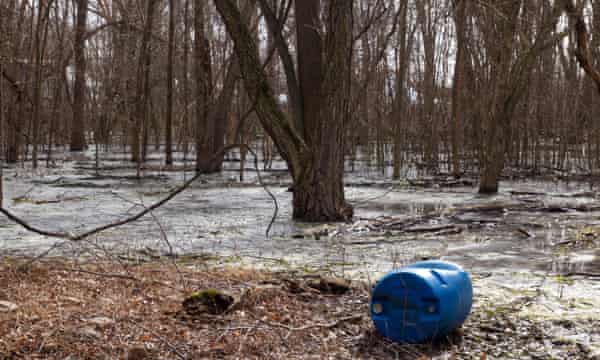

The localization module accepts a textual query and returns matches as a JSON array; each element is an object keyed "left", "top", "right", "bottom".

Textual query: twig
[
  {"left": 128, "top": 320, "right": 188, "bottom": 360},
  {"left": 1, "top": 143, "right": 279, "bottom": 251},
  {"left": 559, "top": 272, "right": 600, "bottom": 279},
  {"left": 561, "top": 0, "right": 600, "bottom": 95},
  {"left": 53, "top": 267, "right": 140, "bottom": 281},
  {"left": 517, "top": 228, "right": 534, "bottom": 238},
  {"left": 350, "top": 187, "right": 397, "bottom": 207},
  {"left": 246, "top": 146, "right": 278, "bottom": 237},
  {"left": 17, "top": 241, "right": 69, "bottom": 270},
  {"left": 257, "top": 314, "right": 363, "bottom": 332}
]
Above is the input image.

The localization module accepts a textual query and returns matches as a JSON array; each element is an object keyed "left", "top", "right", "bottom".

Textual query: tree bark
[
  {"left": 165, "top": 0, "right": 175, "bottom": 165},
  {"left": 182, "top": 0, "right": 190, "bottom": 159},
  {"left": 294, "top": 0, "right": 322, "bottom": 145},
  {"left": 392, "top": 2, "right": 410, "bottom": 180},
  {"left": 292, "top": 0, "right": 354, "bottom": 221},
  {"left": 214, "top": 0, "right": 353, "bottom": 221},
  {"left": 258, "top": 0, "right": 303, "bottom": 134},
  {"left": 31, "top": 0, "right": 53, "bottom": 168},
  {"left": 416, "top": 0, "right": 438, "bottom": 170},
  {"left": 71, "top": 0, "right": 88, "bottom": 152},
  {"left": 450, "top": 0, "right": 467, "bottom": 178},
  {"left": 131, "top": 0, "right": 156, "bottom": 163},
  {"left": 478, "top": 2, "right": 520, "bottom": 193},
  {"left": 4, "top": 0, "right": 26, "bottom": 163},
  {"left": 193, "top": 1, "right": 214, "bottom": 173},
  {"left": 209, "top": 58, "right": 238, "bottom": 170},
  {"left": 478, "top": 1, "right": 563, "bottom": 193},
  {"left": 562, "top": 0, "right": 600, "bottom": 95}
]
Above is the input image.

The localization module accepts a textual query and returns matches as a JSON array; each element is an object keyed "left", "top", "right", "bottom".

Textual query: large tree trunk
[
  {"left": 293, "top": 0, "right": 353, "bottom": 221},
  {"left": 71, "top": 0, "right": 88, "bottom": 152},
  {"left": 215, "top": 0, "right": 353, "bottom": 222}
]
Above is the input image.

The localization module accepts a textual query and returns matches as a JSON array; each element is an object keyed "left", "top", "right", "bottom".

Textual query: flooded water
[
  {"left": 0, "top": 146, "right": 600, "bottom": 351},
  {"left": 1, "top": 149, "right": 600, "bottom": 330},
  {"left": 2, "top": 150, "right": 600, "bottom": 274}
]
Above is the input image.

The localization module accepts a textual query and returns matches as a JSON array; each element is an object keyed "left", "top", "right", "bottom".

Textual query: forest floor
[
  {"left": 0, "top": 256, "right": 598, "bottom": 360},
  {"left": 1, "top": 149, "right": 600, "bottom": 358}
]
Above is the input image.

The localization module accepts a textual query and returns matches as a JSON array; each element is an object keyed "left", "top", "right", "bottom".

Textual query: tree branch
[
  {"left": 0, "top": 144, "right": 278, "bottom": 243},
  {"left": 562, "top": 0, "right": 600, "bottom": 95}
]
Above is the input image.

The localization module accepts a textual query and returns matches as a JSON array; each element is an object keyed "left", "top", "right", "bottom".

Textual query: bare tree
[
  {"left": 450, "top": 0, "right": 467, "bottom": 178},
  {"left": 562, "top": 0, "right": 600, "bottom": 95},
  {"left": 215, "top": 0, "right": 354, "bottom": 221},
  {"left": 131, "top": 0, "right": 157, "bottom": 165},
  {"left": 475, "top": 1, "right": 562, "bottom": 193},
  {"left": 31, "top": 0, "right": 54, "bottom": 168},
  {"left": 165, "top": 0, "right": 176, "bottom": 165},
  {"left": 194, "top": 1, "right": 214, "bottom": 173},
  {"left": 71, "top": 0, "right": 88, "bottom": 152}
]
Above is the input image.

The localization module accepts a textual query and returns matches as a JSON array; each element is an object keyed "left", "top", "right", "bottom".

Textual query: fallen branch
[
  {"left": 404, "top": 224, "right": 456, "bottom": 233},
  {"left": 126, "top": 319, "right": 189, "bottom": 360},
  {"left": 517, "top": 228, "right": 534, "bottom": 238},
  {"left": 0, "top": 144, "right": 278, "bottom": 248},
  {"left": 562, "top": 0, "right": 600, "bottom": 95},
  {"left": 559, "top": 272, "right": 600, "bottom": 279},
  {"left": 257, "top": 314, "right": 363, "bottom": 332},
  {"left": 54, "top": 267, "right": 140, "bottom": 281}
]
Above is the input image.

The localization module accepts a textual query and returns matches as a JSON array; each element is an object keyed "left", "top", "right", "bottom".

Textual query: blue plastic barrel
[{"left": 370, "top": 260, "right": 472, "bottom": 343}]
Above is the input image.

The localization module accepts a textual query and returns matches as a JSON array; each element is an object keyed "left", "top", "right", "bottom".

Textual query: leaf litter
[{"left": 0, "top": 258, "right": 598, "bottom": 359}]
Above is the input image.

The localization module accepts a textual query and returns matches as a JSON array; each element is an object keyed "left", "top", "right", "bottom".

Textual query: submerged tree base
[
  {"left": 478, "top": 184, "right": 499, "bottom": 194},
  {"left": 292, "top": 197, "right": 354, "bottom": 223}
]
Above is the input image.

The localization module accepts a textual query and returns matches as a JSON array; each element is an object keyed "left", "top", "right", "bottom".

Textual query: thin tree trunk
[
  {"left": 194, "top": 1, "right": 213, "bottom": 173},
  {"left": 182, "top": 0, "right": 190, "bottom": 163},
  {"left": 294, "top": 0, "right": 322, "bottom": 144},
  {"left": 451, "top": 0, "right": 467, "bottom": 178},
  {"left": 210, "top": 58, "right": 238, "bottom": 170},
  {"left": 31, "top": 0, "right": 53, "bottom": 169},
  {"left": 71, "top": 0, "right": 88, "bottom": 151},
  {"left": 131, "top": 0, "right": 156, "bottom": 165},
  {"left": 392, "top": 2, "right": 410, "bottom": 180},
  {"left": 165, "top": 0, "right": 175, "bottom": 165}
]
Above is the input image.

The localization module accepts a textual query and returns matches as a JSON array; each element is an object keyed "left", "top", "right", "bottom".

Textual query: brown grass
[
  {"left": 2, "top": 257, "right": 591, "bottom": 359},
  {"left": 0, "top": 258, "right": 417, "bottom": 359}
]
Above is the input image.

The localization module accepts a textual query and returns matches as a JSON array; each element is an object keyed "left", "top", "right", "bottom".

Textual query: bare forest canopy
[{"left": 1, "top": 0, "right": 600, "bottom": 222}]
